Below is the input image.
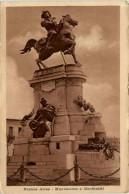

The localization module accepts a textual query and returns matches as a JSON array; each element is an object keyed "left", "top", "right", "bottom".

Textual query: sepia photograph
[
  {"left": 0, "top": 1, "right": 128, "bottom": 193},
  {"left": 6, "top": 5, "right": 120, "bottom": 186}
]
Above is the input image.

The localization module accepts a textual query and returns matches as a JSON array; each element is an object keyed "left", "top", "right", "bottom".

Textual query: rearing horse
[{"left": 20, "top": 15, "right": 80, "bottom": 69}]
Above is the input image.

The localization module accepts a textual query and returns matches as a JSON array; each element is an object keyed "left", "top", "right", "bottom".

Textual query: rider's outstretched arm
[{"left": 41, "top": 19, "right": 54, "bottom": 27}]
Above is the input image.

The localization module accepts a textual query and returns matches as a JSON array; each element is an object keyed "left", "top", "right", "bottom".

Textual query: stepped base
[{"left": 8, "top": 150, "right": 120, "bottom": 181}]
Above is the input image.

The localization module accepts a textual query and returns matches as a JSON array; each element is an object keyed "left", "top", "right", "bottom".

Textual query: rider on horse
[
  {"left": 41, "top": 11, "right": 58, "bottom": 49},
  {"left": 20, "top": 12, "right": 80, "bottom": 68},
  {"left": 41, "top": 11, "right": 76, "bottom": 54}
]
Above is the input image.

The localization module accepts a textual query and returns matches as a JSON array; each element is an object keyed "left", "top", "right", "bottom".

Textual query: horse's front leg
[
  {"left": 35, "top": 59, "right": 42, "bottom": 70},
  {"left": 39, "top": 61, "right": 47, "bottom": 69},
  {"left": 71, "top": 46, "right": 82, "bottom": 66}
]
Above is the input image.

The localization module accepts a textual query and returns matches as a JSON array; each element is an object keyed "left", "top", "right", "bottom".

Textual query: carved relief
[
  {"left": 66, "top": 78, "right": 84, "bottom": 86},
  {"left": 41, "top": 82, "right": 55, "bottom": 92},
  {"left": 56, "top": 79, "right": 66, "bottom": 87},
  {"left": 55, "top": 78, "right": 84, "bottom": 87}
]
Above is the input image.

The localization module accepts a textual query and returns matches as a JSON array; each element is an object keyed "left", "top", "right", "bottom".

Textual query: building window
[
  {"left": 9, "top": 127, "right": 13, "bottom": 136},
  {"left": 18, "top": 127, "right": 22, "bottom": 133},
  {"left": 56, "top": 143, "right": 60, "bottom": 149}
]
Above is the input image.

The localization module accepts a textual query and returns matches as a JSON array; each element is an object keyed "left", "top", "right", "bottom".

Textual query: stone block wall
[
  {"left": 76, "top": 151, "right": 120, "bottom": 179},
  {"left": 8, "top": 153, "right": 75, "bottom": 181}
]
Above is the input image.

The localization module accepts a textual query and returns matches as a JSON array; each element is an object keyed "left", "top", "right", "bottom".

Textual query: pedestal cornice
[{"left": 29, "top": 64, "right": 87, "bottom": 87}]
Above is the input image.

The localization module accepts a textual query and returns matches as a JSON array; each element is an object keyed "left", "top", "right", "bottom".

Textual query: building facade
[{"left": 6, "top": 119, "right": 22, "bottom": 140}]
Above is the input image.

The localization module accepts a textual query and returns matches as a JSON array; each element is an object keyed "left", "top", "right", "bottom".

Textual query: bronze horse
[{"left": 20, "top": 15, "right": 80, "bottom": 69}]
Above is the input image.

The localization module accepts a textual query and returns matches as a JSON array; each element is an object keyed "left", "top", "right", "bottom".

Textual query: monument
[{"left": 7, "top": 11, "right": 120, "bottom": 181}]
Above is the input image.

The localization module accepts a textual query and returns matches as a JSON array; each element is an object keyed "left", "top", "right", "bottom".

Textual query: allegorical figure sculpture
[
  {"left": 29, "top": 98, "right": 56, "bottom": 138},
  {"left": 20, "top": 11, "right": 80, "bottom": 69},
  {"left": 73, "top": 96, "right": 95, "bottom": 113},
  {"left": 21, "top": 109, "right": 34, "bottom": 122}
]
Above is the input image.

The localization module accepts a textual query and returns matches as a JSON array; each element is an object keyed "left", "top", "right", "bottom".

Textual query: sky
[{"left": 6, "top": 6, "right": 120, "bottom": 137}]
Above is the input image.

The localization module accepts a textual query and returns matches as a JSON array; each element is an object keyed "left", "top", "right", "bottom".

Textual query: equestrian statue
[{"left": 20, "top": 10, "right": 80, "bottom": 69}]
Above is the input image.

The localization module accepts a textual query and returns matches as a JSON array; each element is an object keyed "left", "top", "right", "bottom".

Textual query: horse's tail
[{"left": 20, "top": 39, "right": 37, "bottom": 54}]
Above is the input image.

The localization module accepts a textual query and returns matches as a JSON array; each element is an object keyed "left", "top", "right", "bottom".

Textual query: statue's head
[
  {"left": 40, "top": 97, "right": 47, "bottom": 106},
  {"left": 41, "top": 11, "right": 51, "bottom": 18}
]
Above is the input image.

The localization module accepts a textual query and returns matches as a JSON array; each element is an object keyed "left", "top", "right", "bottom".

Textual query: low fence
[
  {"left": 8, "top": 153, "right": 120, "bottom": 183},
  {"left": 8, "top": 165, "right": 74, "bottom": 182}
]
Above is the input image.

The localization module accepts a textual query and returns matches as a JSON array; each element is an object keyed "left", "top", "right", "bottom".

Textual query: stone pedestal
[
  {"left": 8, "top": 64, "right": 87, "bottom": 181},
  {"left": 29, "top": 64, "right": 87, "bottom": 136},
  {"left": 8, "top": 64, "right": 119, "bottom": 182}
]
